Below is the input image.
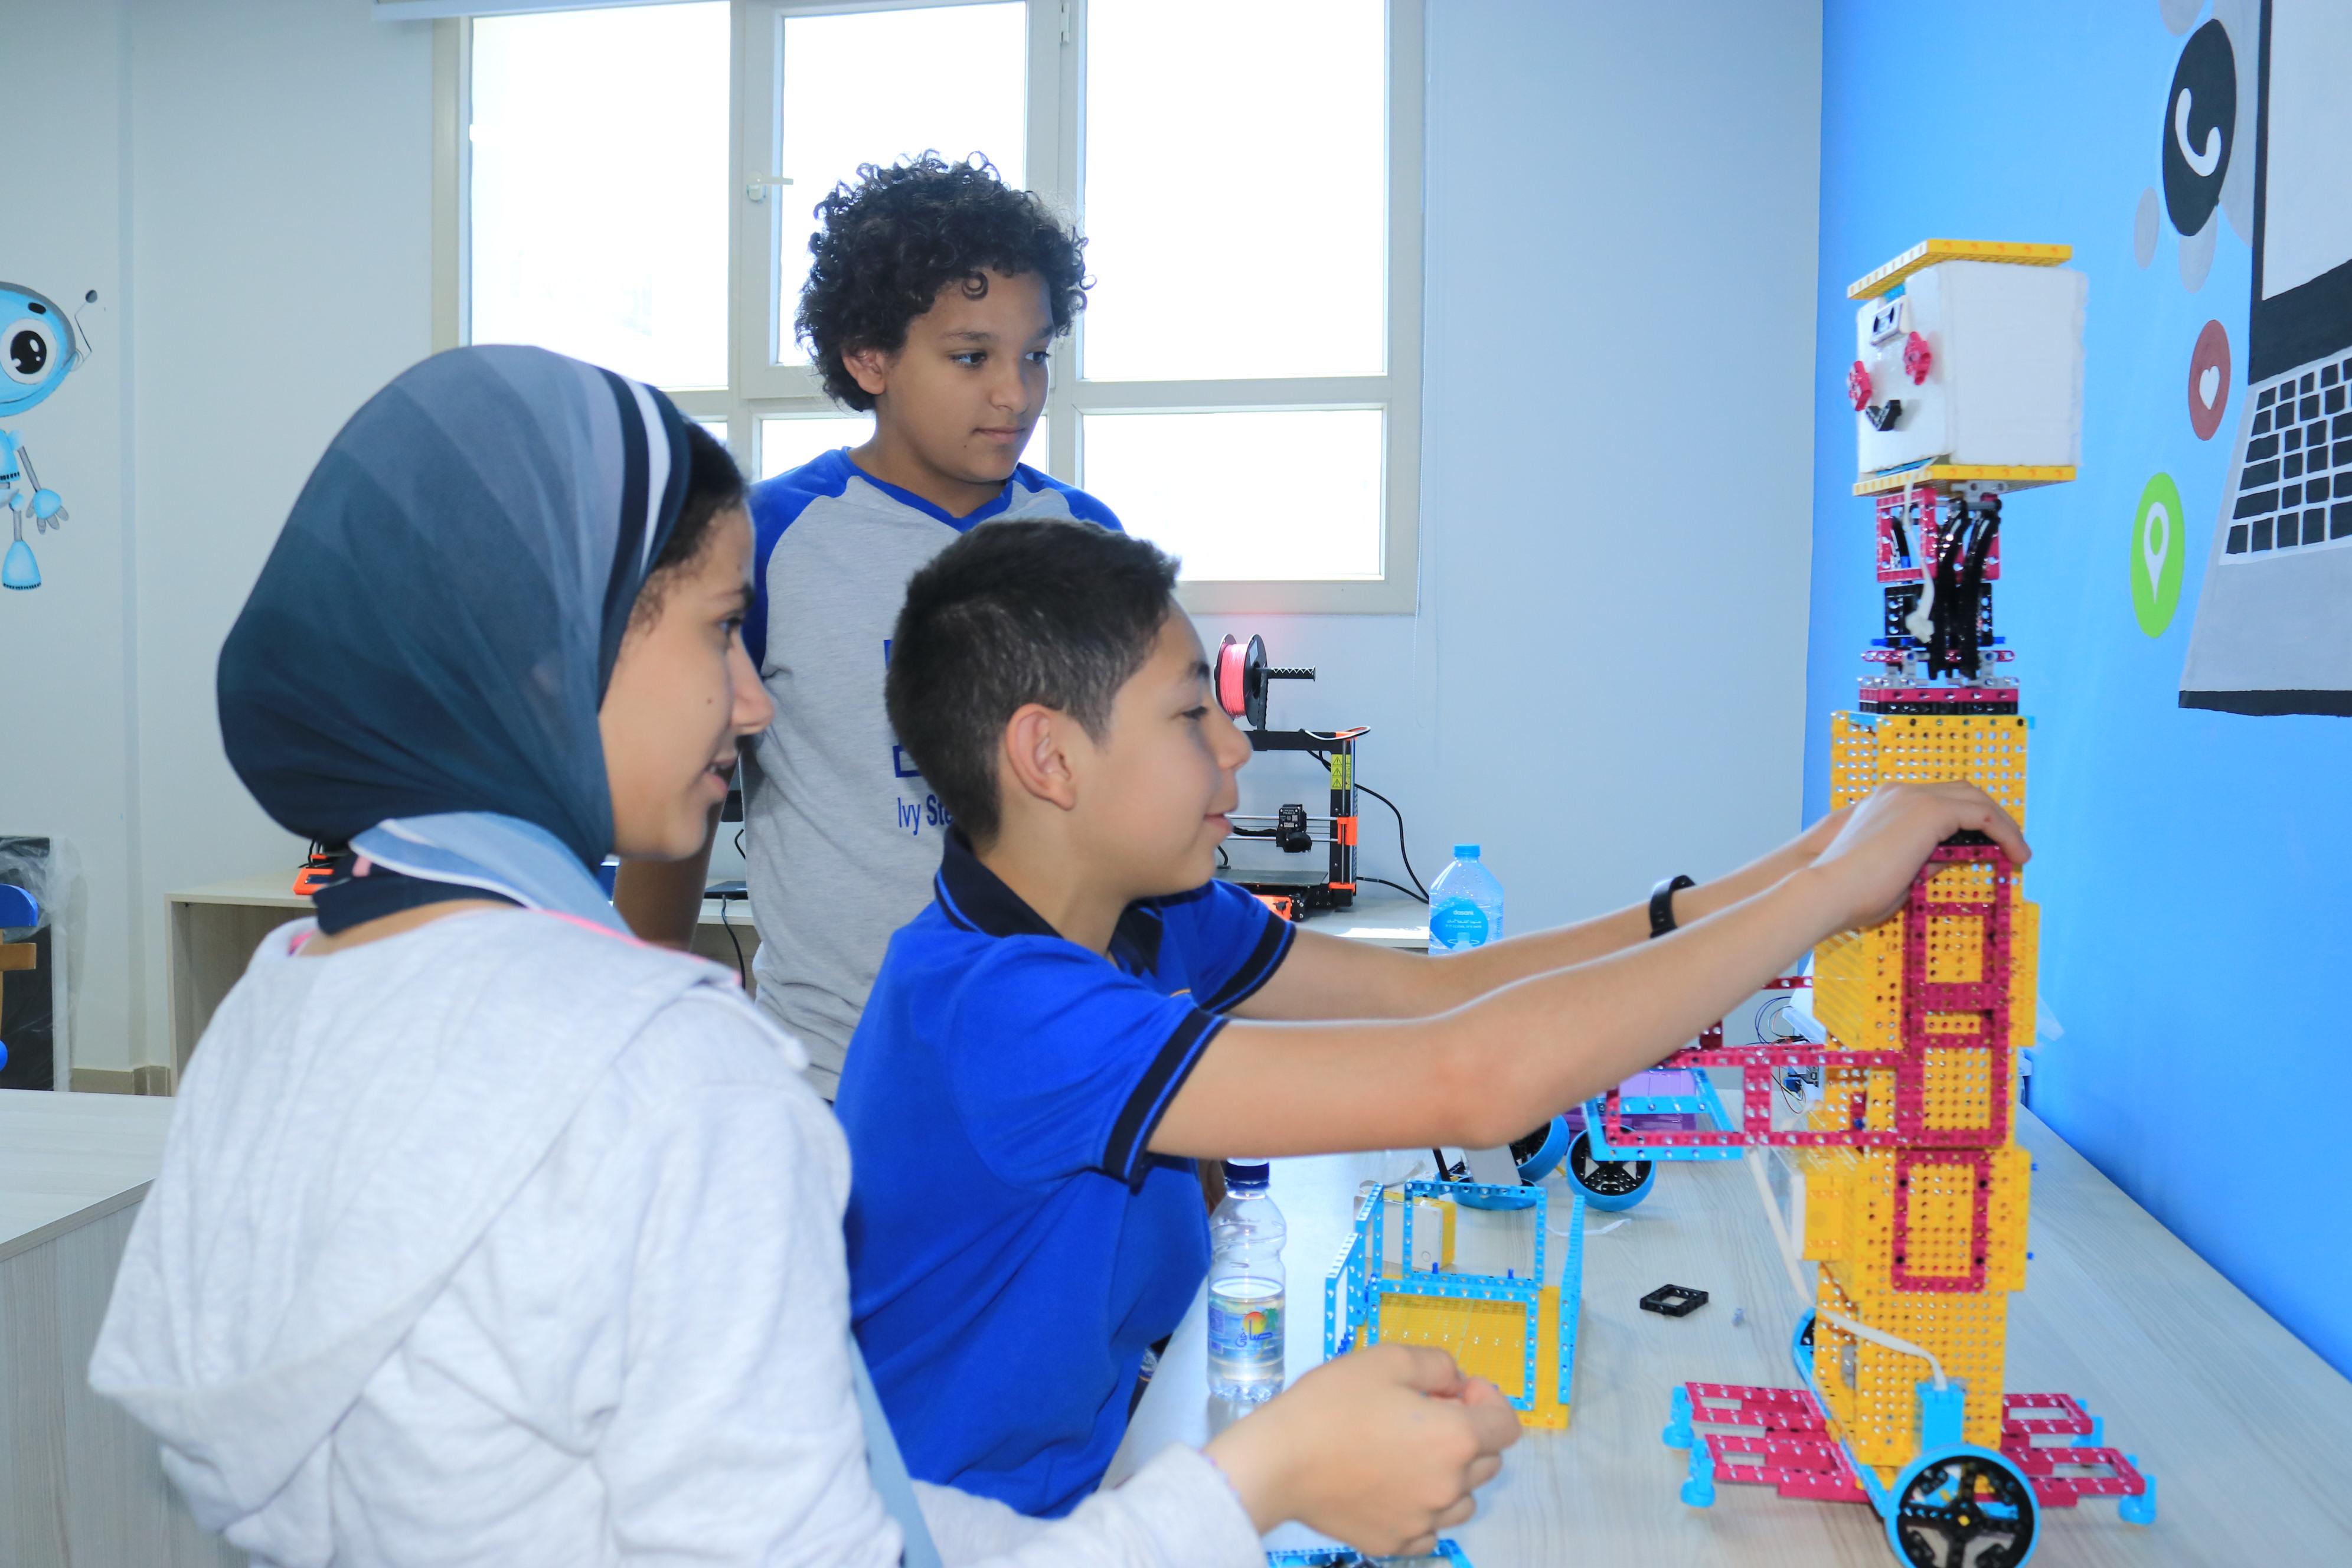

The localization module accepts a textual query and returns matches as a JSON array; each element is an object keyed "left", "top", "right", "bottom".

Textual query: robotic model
[{"left": 1644, "top": 241, "right": 2155, "bottom": 1567}]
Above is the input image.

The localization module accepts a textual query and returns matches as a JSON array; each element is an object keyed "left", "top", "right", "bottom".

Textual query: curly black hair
[{"left": 795, "top": 153, "right": 1089, "bottom": 412}]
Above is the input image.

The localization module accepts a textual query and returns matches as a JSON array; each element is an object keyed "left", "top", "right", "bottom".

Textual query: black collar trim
[{"left": 934, "top": 830, "right": 1166, "bottom": 974}]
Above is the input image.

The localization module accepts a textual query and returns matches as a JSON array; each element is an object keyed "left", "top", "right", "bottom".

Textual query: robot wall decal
[{"left": 1, "top": 281, "right": 98, "bottom": 592}]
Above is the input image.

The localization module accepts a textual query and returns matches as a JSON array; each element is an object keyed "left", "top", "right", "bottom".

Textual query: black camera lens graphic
[{"left": 2162, "top": 18, "right": 2236, "bottom": 237}]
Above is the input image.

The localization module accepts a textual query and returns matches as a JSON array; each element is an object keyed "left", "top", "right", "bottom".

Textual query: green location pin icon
[{"left": 2131, "top": 473, "right": 2186, "bottom": 636}]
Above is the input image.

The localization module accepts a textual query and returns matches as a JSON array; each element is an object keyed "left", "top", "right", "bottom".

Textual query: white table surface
[
  {"left": 0, "top": 1089, "right": 175, "bottom": 1263},
  {"left": 1304, "top": 890, "right": 1430, "bottom": 949},
  {"left": 1108, "top": 1108, "right": 2352, "bottom": 1564}
]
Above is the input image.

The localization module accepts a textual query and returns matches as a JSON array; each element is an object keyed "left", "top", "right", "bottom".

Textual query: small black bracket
[
  {"left": 1640, "top": 1283, "right": 1710, "bottom": 1318},
  {"left": 1865, "top": 398, "right": 1904, "bottom": 432}
]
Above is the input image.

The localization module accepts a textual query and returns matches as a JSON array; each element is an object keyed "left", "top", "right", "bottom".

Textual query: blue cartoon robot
[{"left": 2, "top": 282, "right": 96, "bottom": 590}]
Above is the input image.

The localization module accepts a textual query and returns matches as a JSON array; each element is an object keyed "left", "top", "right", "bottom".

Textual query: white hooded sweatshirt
[{"left": 89, "top": 910, "right": 1259, "bottom": 1568}]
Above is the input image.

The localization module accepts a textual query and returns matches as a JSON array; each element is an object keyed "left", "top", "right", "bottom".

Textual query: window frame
[{"left": 433, "top": 0, "right": 1424, "bottom": 613}]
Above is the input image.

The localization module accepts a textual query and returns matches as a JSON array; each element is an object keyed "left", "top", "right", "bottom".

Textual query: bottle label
[
  {"left": 1429, "top": 897, "right": 1490, "bottom": 950},
  {"left": 1207, "top": 1293, "right": 1284, "bottom": 1367}
]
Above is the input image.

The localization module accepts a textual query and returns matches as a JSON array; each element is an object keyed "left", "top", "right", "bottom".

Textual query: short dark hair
[
  {"left": 635, "top": 422, "right": 744, "bottom": 624},
  {"left": 795, "top": 153, "right": 1089, "bottom": 413},
  {"left": 887, "top": 521, "right": 1180, "bottom": 844}
]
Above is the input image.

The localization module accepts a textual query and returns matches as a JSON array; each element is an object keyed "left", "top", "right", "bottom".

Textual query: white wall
[
  {"left": 0, "top": 0, "right": 432, "bottom": 1073},
  {"left": 0, "top": 0, "right": 135, "bottom": 1078},
  {"left": 124, "top": 0, "right": 435, "bottom": 1069},
  {"left": 4, "top": 0, "right": 1818, "bottom": 1075},
  {"left": 1207, "top": 0, "right": 1824, "bottom": 929}
]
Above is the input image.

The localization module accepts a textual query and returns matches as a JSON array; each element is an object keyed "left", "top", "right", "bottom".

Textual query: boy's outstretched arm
[
  {"left": 1234, "top": 803, "right": 1858, "bottom": 1023},
  {"left": 1150, "top": 783, "right": 2025, "bottom": 1162}
]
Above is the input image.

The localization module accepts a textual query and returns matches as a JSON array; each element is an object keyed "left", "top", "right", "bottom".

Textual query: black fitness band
[{"left": 1648, "top": 874, "right": 1696, "bottom": 940}]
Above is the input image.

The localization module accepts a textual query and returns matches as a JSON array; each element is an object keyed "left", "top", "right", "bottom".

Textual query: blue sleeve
[
  {"left": 939, "top": 940, "right": 1224, "bottom": 1188},
  {"left": 742, "top": 453, "right": 852, "bottom": 668},
  {"left": 1161, "top": 880, "right": 1295, "bottom": 1014}
]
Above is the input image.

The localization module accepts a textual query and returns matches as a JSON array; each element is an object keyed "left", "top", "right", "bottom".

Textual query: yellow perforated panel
[
  {"left": 1920, "top": 1047, "right": 1995, "bottom": 1131},
  {"left": 2010, "top": 899, "right": 2039, "bottom": 1048},
  {"left": 1792, "top": 1138, "right": 2032, "bottom": 1469},
  {"left": 1863, "top": 714, "right": 2030, "bottom": 821},
  {"left": 1811, "top": 1268, "right": 2010, "bottom": 1466},
  {"left": 1853, "top": 464, "right": 2077, "bottom": 496},
  {"left": 1793, "top": 1146, "right": 2030, "bottom": 1307},
  {"left": 1364, "top": 1286, "right": 1570, "bottom": 1430},
  {"left": 1847, "top": 239, "right": 2073, "bottom": 300}
]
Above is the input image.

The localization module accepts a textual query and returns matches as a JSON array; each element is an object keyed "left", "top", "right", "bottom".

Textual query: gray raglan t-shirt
[{"left": 741, "top": 449, "right": 1121, "bottom": 1096}]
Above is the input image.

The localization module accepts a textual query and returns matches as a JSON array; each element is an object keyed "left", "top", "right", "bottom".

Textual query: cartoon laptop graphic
[{"left": 2180, "top": 0, "right": 2352, "bottom": 716}]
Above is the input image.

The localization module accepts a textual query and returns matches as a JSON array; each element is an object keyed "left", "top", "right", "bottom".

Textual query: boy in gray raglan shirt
[{"left": 617, "top": 155, "right": 1116, "bottom": 1096}]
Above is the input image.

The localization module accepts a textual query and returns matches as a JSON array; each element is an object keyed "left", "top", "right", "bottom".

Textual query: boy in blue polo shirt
[{"left": 839, "top": 521, "right": 2031, "bottom": 1517}]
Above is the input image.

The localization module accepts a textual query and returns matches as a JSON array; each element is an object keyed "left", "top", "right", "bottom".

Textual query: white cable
[
  {"left": 1900, "top": 476, "right": 1937, "bottom": 646},
  {"left": 1746, "top": 1149, "right": 1947, "bottom": 1389},
  {"left": 1551, "top": 1215, "right": 1625, "bottom": 1238}
]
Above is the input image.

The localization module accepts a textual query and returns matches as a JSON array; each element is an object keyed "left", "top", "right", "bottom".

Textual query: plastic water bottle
[
  {"left": 1427, "top": 844, "right": 1505, "bottom": 953},
  {"left": 1207, "top": 1159, "right": 1287, "bottom": 1404}
]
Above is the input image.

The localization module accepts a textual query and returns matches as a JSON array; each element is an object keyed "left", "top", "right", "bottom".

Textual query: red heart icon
[{"left": 2188, "top": 319, "right": 2230, "bottom": 441}]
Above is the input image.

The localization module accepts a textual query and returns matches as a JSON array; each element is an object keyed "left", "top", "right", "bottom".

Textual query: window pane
[
  {"left": 773, "top": 4, "right": 1028, "bottom": 362},
  {"left": 760, "top": 415, "right": 870, "bottom": 481},
  {"left": 1025, "top": 416, "right": 1057, "bottom": 481},
  {"left": 1080, "top": 410, "right": 1383, "bottom": 579},
  {"left": 1082, "top": 0, "right": 1386, "bottom": 381},
  {"left": 470, "top": 4, "right": 729, "bottom": 388}
]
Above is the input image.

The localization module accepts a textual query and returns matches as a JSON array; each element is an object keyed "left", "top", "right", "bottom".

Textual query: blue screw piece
[
  {"left": 1680, "top": 1440, "right": 1716, "bottom": 1508},
  {"left": 2119, "top": 1457, "right": 2157, "bottom": 1525},
  {"left": 1663, "top": 1386, "right": 1694, "bottom": 1449}
]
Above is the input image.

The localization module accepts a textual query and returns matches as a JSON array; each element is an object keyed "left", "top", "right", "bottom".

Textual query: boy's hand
[
  {"left": 1806, "top": 782, "right": 2030, "bottom": 930},
  {"left": 1203, "top": 1343, "right": 1520, "bottom": 1553}
]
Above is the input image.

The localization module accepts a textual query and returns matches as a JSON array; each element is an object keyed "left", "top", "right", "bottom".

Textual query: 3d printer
[{"left": 1212, "top": 633, "right": 1366, "bottom": 922}]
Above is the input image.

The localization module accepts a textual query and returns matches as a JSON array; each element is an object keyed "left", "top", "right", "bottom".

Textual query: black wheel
[
  {"left": 1888, "top": 1449, "right": 2037, "bottom": 1568},
  {"left": 1508, "top": 1117, "right": 1570, "bottom": 1182},
  {"left": 1564, "top": 1128, "right": 1655, "bottom": 1211}
]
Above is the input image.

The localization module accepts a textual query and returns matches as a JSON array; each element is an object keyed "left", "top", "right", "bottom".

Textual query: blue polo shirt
[{"left": 837, "top": 831, "right": 1293, "bottom": 1517}]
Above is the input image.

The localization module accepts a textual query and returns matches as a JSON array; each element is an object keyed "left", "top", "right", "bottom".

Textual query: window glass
[
  {"left": 1080, "top": 410, "right": 1383, "bottom": 579},
  {"left": 772, "top": 4, "right": 1028, "bottom": 363},
  {"left": 760, "top": 415, "right": 871, "bottom": 480},
  {"left": 1081, "top": 0, "right": 1386, "bottom": 382},
  {"left": 470, "top": 3, "right": 730, "bottom": 388}
]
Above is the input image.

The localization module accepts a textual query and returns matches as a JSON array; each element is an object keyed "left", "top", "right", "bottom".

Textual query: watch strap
[{"left": 1648, "top": 874, "right": 1696, "bottom": 939}]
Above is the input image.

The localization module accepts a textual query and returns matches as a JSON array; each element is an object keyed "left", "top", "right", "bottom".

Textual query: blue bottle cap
[
  {"left": 1452, "top": 844, "right": 1480, "bottom": 859},
  {"left": 1222, "top": 1159, "right": 1270, "bottom": 1188}
]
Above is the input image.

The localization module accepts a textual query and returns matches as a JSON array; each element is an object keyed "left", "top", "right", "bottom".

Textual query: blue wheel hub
[{"left": 1564, "top": 1128, "right": 1655, "bottom": 1211}]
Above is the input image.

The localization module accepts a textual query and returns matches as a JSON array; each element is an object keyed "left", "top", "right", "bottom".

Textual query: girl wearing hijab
[{"left": 87, "top": 347, "right": 1516, "bottom": 1568}]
